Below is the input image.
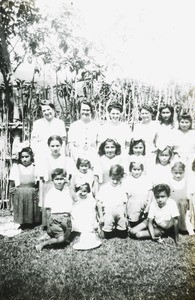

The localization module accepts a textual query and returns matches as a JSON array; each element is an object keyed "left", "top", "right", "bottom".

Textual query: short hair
[
  {"left": 76, "top": 158, "right": 91, "bottom": 170},
  {"left": 178, "top": 113, "right": 193, "bottom": 130},
  {"left": 78, "top": 101, "right": 94, "bottom": 115},
  {"left": 40, "top": 101, "right": 55, "bottom": 111},
  {"left": 153, "top": 184, "right": 171, "bottom": 198},
  {"left": 18, "top": 147, "right": 34, "bottom": 163},
  {"left": 109, "top": 164, "right": 124, "bottom": 179},
  {"left": 129, "top": 138, "right": 146, "bottom": 155},
  {"left": 140, "top": 105, "right": 153, "bottom": 114},
  {"left": 98, "top": 138, "right": 121, "bottom": 156},
  {"left": 171, "top": 161, "right": 185, "bottom": 172},
  {"left": 47, "top": 135, "right": 63, "bottom": 146},
  {"left": 107, "top": 102, "right": 123, "bottom": 113},
  {"left": 158, "top": 105, "right": 174, "bottom": 125},
  {"left": 75, "top": 183, "right": 91, "bottom": 193},
  {"left": 156, "top": 146, "right": 173, "bottom": 164},
  {"left": 129, "top": 161, "right": 144, "bottom": 172},
  {"left": 51, "top": 168, "right": 67, "bottom": 180}
]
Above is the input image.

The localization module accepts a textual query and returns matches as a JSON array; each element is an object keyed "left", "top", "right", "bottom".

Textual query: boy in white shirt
[
  {"left": 36, "top": 168, "right": 72, "bottom": 251},
  {"left": 129, "top": 184, "right": 180, "bottom": 245}
]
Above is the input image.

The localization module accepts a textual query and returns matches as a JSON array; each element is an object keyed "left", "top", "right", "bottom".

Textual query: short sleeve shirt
[{"left": 44, "top": 187, "right": 72, "bottom": 214}]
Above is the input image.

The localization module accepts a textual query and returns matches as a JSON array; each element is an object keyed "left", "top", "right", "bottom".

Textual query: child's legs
[
  {"left": 189, "top": 194, "right": 195, "bottom": 229},
  {"left": 49, "top": 214, "right": 72, "bottom": 240},
  {"left": 136, "top": 227, "right": 163, "bottom": 239},
  {"left": 115, "top": 210, "right": 127, "bottom": 231},
  {"left": 129, "top": 219, "right": 148, "bottom": 235},
  {"left": 177, "top": 198, "right": 188, "bottom": 231},
  {"left": 103, "top": 211, "right": 115, "bottom": 232}
]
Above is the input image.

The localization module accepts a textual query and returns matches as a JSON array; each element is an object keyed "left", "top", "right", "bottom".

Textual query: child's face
[
  {"left": 155, "top": 191, "right": 168, "bottom": 208},
  {"left": 21, "top": 152, "right": 31, "bottom": 167},
  {"left": 49, "top": 140, "right": 61, "bottom": 156},
  {"left": 104, "top": 142, "right": 116, "bottom": 159},
  {"left": 78, "top": 186, "right": 88, "bottom": 199},
  {"left": 53, "top": 174, "right": 66, "bottom": 190},
  {"left": 161, "top": 108, "right": 171, "bottom": 122},
  {"left": 179, "top": 119, "right": 191, "bottom": 131},
  {"left": 158, "top": 149, "right": 171, "bottom": 165},
  {"left": 131, "top": 164, "right": 143, "bottom": 178},
  {"left": 171, "top": 167, "right": 184, "bottom": 181},
  {"left": 79, "top": 163, "right": 89, "bottom": 174},
  {"left": 133, "top": 142, "right": 144, "bottom": 156},
  {"left": 110, "top": 176, "right": 121, "bottom": 187},
  {"left": 109, "top": 108, "right": 121, "bottom": 123}
]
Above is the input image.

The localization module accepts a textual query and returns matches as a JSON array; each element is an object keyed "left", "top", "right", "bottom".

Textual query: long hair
[
  {"left": 98, "top": 138, "right": 121, "bottom": 156},
  {"left": 158, "top": 105, "right": 174, "bottom": 125},
  {"left": 18, "top": 147, "right": 34, "bottom": 163}
]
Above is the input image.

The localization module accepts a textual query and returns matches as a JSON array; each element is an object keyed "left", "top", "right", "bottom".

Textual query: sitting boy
[
  {"left": 129, "top": 184, "right": 180, "bottom": 245},
  {"left": 36, "top": 168, "right": 72, "bottom": 251}
]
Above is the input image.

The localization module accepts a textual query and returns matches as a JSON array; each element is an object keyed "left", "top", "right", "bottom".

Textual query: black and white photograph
[{"left": 0, "top": 0, "right": 195, "bottom": 299}]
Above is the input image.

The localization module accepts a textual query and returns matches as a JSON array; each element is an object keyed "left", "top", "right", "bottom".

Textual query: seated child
[
  {"left": 35, "top": 168, "right": 72, "bottom": 251},
  {"left": 96, "top": 164, "right": 128, "bottom": 239},
  {"left": 71, "top": 183, "right": 97, "bottom": 233},
  {"left": 129, "top": 184, "right": 180, "bottom": 245}
]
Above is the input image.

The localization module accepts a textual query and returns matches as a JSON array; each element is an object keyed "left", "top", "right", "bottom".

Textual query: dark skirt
[{"left": 13, "top": 185, "right": 41, "bottom": 225}]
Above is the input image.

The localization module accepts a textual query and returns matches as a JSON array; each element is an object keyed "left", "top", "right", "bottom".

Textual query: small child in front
[
  {"left": 130, "top": 184, "right": 179, "bottom": 245},
  {"left": 35, "top": 168, "right": 72, "bottom": 251},
  {"left": 96, "top": 164, "right": 128, "bottom": 239}
]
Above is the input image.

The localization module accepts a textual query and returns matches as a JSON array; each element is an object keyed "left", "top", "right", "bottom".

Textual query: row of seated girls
[{"left": 9, "top": 101, "right": 195, "bottom": 251}]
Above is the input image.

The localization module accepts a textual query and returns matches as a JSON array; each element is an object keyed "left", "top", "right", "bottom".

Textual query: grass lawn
[{"left": 0, "top": 211, "right": 195, "bottom": 300}]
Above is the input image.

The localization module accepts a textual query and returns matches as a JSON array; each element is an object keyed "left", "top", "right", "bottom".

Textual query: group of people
[{"left": 8, "top": 100, "right": 195, "bottom": 251}]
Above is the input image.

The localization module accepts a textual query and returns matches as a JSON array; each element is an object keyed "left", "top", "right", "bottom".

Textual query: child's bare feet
[{"left": 35, "top": 244, "right": 43, "bottom": 252}]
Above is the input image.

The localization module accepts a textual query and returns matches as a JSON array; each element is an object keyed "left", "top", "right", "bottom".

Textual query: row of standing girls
[{"left": 8, "top": 100, "right": 195, "bottom": 249}]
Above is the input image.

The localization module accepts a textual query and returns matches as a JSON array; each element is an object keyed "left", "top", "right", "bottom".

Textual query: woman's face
[
  {"left": 49, "top": 140, "right": 62, "bottom": 156},
  {"left": 179, "top": 119, "right": 191, "bottom": 131},
  {"left": 158, "top": 149, "right": 171, "bottom": 166},
  {"left": 132, "top": 142, "right": 144, "bottom": 156},
  {"left": 140, "top": 109, "right": 152, "bottom": 123},
  {"left": 109, "top": 108, "right": 121, "bottom": 123},
  {"left": 41, "top": 105, "right": 55, "bottom": 121},
  {"left": 160, "top": 108, "right": 172, "bottom": 123},
  {"left": 21, "top": 152, "right": 31, "bottom": 167},
  {"left": 104, "top": 142, "right": 116, "bottom": 159},
  {"left": 80, "top": 103, "right": 91, "bottom": 122}
]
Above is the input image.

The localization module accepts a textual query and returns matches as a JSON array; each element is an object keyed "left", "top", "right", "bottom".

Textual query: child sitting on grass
[
  {"left": 96, "top": 164, "right": 128, "bottom": 239},
  {"left": 129, "top": 184, "right": 179, "bottom": 245},
  {"left": 35, "top": 168, "right": 72, "bottom": 251}
]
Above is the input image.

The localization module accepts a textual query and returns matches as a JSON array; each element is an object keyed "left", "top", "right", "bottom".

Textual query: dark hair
[
  {"left": 98, "top": 138, "right": 121, "bottom": 156},
  {"left": 78, "top": 101, "right": 94, "bottom": 115},
  {"left": 171, "top": 161, "right": 185, "bottom": 172},
  {"left": 107, "top": 102, "right": 123, "bottom": 113},
  {"left": 76, "top": 158, "right": 91, "bottom": 170},
  {"left": 129, "top": 161, "right": 144, "bottom": 172},
  {"left": 109, "top": 164, "right": 124, "bottom": 179},
  {"left": 40, "top": 101, "right": 55, "bottom": 111},
  {"left": 51, "top": 168, "right": 67, "bottom": 180},
  {"left": 158, "top": 105, "right": 174, "bottom": 125},
  {"left": 153, "top": 184, "right": 171, "bottom": 198},
  {"left": 178, "top": 113, "right": 192, "bottom": 130},
  {"left": 156, "top": 146, "right": 173, "bottom": 164},
  {"left": 192, "top": 159, "right": 195, "bottom": 172},
  {"left": 47, "top": 135, "right": 63, "bottom": 146},
  {"left": 140, "top": 105, "right": 153, "bottom": 115},
  {"left": 129, "top": 138, "right": 146, "bottom": 155},
  {"left": 18, "top": 147, "right": 34, "bottom": 164},
  {"left": 75, "top": 182, "right": 91, "bottom": 193}
]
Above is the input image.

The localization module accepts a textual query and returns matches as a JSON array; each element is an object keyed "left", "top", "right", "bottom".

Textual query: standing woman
[
  {"left": 31, "top": 101, "right": 67, "bottom": 162},
  {"left": 132, "top": 105, "right": 157, "bottom": 155},
  {"left": 155, "top": 105, "right": 175, "bottom": 149},
  {"left": 98, "top": 102, "right": 131, "bottom": 153},
  {"left": 68, "top": 101, "right": 99, "bottom": 164},
  {"left": 173, "top": 113, "right": 195, "bottom": 164},
  {"left": 9, "top": 147, "right": 40, "bottom": 228}
]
